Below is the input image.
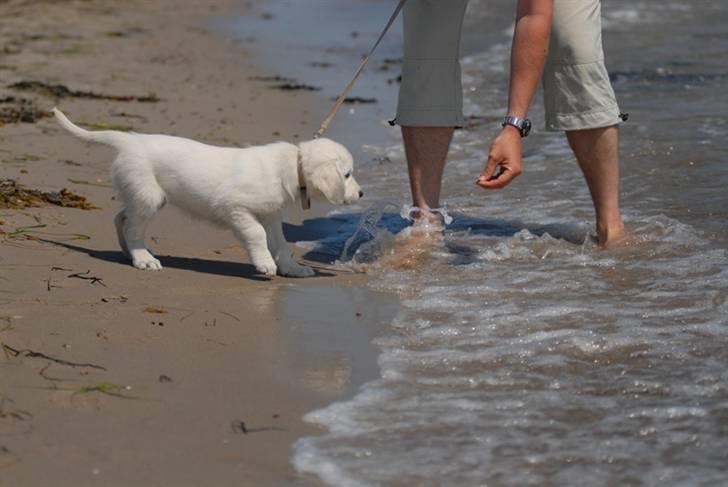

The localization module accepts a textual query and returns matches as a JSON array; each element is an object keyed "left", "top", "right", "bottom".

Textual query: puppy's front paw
[
  {"left": 278, "top": 262, "right": 315, "bottom": 278},
  {"left": 254, "top": 260, "right": 277, "bottom": 277}
]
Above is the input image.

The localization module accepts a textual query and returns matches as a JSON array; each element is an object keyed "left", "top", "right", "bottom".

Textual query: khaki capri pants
[{"left": 395, "top": 0, "right": 622, "bottom": 131}]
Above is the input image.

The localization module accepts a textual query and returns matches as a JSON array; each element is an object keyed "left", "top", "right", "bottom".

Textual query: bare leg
[
  {"left": 402, "top": 126, "right": 454, "bottom": 212},
  {"left": 381, "top": 126, "right": 452, "bottom": 269},
  {"left": 566, "top": 125, "right": 625, "bottom": 246}
]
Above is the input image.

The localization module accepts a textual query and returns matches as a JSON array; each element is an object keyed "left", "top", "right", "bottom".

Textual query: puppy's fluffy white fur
[{"left": 53, "top": 108, "right": 361, "bottom": 277}]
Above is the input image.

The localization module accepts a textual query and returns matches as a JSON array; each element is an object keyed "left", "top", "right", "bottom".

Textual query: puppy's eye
[{"left": 344, "top": 171, "right": 352, "bottom": 179}]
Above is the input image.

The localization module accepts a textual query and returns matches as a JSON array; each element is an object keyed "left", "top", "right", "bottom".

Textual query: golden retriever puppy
[{"left": 54, "top": 108, "right": 362, "bottom": 277}]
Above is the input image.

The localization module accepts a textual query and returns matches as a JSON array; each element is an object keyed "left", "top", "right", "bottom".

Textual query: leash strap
[{"left": 314, "top": 0, "right": 408, "bottom": 138}]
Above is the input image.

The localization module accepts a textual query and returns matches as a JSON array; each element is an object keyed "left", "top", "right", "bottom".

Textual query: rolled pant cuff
[{"left": 546, "top": 106, "right": 622, "bottom": 132}]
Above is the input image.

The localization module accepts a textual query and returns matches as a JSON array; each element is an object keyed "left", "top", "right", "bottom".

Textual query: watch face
[{"left": 522, "top": 119, "right": 532, "bottom": 137}]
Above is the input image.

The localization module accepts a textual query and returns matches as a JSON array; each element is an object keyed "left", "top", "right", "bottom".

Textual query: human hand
[{"left": 475, "top": 126, "right": 523, "bottom": 189}]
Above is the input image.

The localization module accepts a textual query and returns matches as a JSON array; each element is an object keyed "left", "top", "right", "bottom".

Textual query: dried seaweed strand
[{"left": 1, "top": 343, "right": 107, "bottom": 371}]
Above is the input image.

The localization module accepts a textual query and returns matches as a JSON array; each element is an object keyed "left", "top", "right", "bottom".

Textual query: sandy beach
[
  {"left": 0, "top": 1, "right": 398, "bottom": 485},
  {"left": 5, "top": 0, "right": 728, "bottom": 485}
]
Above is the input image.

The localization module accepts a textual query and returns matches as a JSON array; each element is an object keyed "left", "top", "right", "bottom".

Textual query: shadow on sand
[
  {"left": 35, "top": 211, "right": 589, "bottom": 279},
  {"left": 38, "top": 239, "right": 271, "bottom": 281}
]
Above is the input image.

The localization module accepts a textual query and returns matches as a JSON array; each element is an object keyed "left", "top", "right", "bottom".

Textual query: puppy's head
[{"left": 299, "top": 138, "right": 362, "bottom": 205}]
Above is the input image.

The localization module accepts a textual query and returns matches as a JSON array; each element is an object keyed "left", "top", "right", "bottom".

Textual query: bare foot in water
[
  {"left": 595, "top": 224, "right": 642, "bottom": 249},
  {"left": 379, "top": 210, "right": 446, "bottom": 270},
  {"left": 596, "top": 225, "right": 624, "bottom": 248}
]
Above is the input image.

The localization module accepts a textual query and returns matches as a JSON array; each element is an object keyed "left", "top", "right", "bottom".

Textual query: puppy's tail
[{"left": 53, "top": 107, "right": 127, "bottom": 148}]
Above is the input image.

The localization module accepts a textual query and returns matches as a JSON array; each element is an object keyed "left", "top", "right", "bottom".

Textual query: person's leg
[
  {"left": 567, "top": 126, "right": 625, "bottom": 245},
  {"left": 402, "top": 126, "right": 453, "bottom": 210},
  {"left": 544, "top": 0, "right": 625, "bottom": 246},
  {"left": 397, "top": 0, "right": 468, "bottom": 217}
]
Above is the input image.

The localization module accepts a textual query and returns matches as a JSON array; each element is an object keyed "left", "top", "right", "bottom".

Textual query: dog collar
[{"left": 297, "top": 149, "right": 311, "bottom": 210}]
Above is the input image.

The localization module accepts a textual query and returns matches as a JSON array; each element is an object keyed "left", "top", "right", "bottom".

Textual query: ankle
[{"left": 596, "top": 218, "right": 625, "bottom": 246}]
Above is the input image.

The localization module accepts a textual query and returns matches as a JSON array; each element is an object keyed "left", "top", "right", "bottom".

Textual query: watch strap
[{"left": 502, "top": 116, "right": 531, "bottom": 137}]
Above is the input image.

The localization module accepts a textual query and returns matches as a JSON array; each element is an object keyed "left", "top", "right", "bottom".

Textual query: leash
[{"left": 314, "top": 0, "right": 408, "bottom": 138}]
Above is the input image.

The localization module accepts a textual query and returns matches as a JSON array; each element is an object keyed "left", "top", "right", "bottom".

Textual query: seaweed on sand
[
  {"left": 0, "top": 178, "right": 97, "bottom": 210},
  {"left": 0, "top": 96, "right": 51, "bottom": 124},
  {"left": 271, "top": 82, "right": 321, "bottom": 92},
  {"left": 73, "top": 382, "right": 134, "bottom": 399},
  {"left": 339, "top": 96, "right": 377, "bottom": 104},
  {"left": 247, "top": 75, "right": 321, "bottom": 91},
  {"left": 8, "top": 80, "right": 160, "bottom": 102},
  {"left": 1, "top": 342, "right": 106, "bottom": 371}
]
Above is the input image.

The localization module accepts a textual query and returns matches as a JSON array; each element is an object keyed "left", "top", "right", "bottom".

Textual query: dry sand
[{"left": 0, "top": 1, "right": 398, "bottom": 485}]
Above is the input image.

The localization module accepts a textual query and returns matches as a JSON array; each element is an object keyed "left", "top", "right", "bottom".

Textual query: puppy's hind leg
[
  {"left": 114, "top": 210, "right": 131, "bottom": 258},
  {"left": 120, "top": 194, "right": 165, "bottom": 271},
  {"left": 229, "top": 210, "right": 277, "bottom": 277},
  {"left": 260, "top": 213, "right": 314, "bottom": 277}
]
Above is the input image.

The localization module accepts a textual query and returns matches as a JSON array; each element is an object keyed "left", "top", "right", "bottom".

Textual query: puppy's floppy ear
[
  {"left": 306, "top": 161, "right": 346, "bottom": 205},
  {"left": 300, "top": 140, "right": 346, "bottom": 205}
]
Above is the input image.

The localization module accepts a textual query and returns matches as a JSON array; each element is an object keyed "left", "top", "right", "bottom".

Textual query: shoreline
[{"left": 0, "top": 1, "right": 397, "bottom": 485}]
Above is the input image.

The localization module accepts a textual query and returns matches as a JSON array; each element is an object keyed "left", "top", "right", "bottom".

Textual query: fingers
[
  {"left": 476, "top": 165, "right": 517, "bottom": 189},
  {"left": 475, "top": 130, "right": 523, "bottom": 190},
  {"left": 476, "top": 156, "right": 521, "bottom": 189},
  {"left": 476, "top": 155, "right": 498, "bottom": 182}
]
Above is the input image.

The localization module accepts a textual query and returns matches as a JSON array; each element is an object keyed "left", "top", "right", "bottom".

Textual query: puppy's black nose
[{"left": 359, "top": 190, "right": 364, "bottom": 198}]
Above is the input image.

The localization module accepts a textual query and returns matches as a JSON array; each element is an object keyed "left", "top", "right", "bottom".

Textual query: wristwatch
[{"left": 502, "top": 116, "right": 532, "bottom": 138}]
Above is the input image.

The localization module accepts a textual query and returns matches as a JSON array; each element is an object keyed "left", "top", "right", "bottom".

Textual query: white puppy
[{"left": 53, "top": 108, "right": 362, "bottom": 277}]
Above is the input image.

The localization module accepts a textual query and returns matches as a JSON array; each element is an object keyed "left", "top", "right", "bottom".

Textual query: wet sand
[{"left": 0, "top": 1, "right": 398, "bottom": 485}]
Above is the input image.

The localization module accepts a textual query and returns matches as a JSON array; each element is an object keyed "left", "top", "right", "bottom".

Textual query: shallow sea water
[{"left": 227, "top": 1, "right": 728, "bottom": 485}]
